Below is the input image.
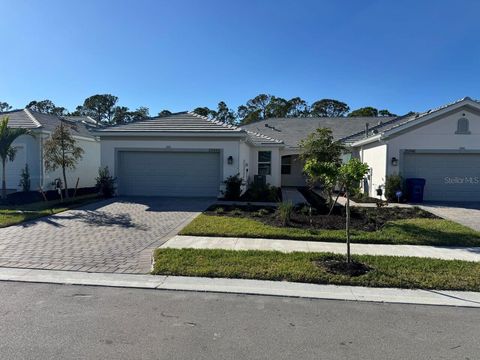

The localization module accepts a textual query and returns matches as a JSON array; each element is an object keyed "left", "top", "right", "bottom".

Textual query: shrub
[
  {"left": 230, "top": 208, "right": 243, "bottom": 216},
  {"left": 244, "top": 182, "right": 280, "bottom": 202},
  {"left": 214, "top": 207, "right": 225, "bottom": 215},
  {"left": 18, "top": 164, "right": 31, "bottom": 192},
  {"left": 385, "top": 174, "right": 403, "bottom": 202},
  {"left": 223, "top": 174, "right": 244, "bottom": 200},
  {"left": 277, "top": 201, "right": 294, "bottom": 226},
  {"left": 96, "top": 166, "right": 116, "bottom": 198},
  {"left": 252, "top": 208, "right": 270, "bottom": 217}
]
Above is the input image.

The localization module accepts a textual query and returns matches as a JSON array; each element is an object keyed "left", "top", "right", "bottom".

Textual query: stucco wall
[
  {"left": 249, "top": 147, "right": 281, "bottom": 187},
  {"left": 5, "top": 134, "right": 40, "bottom": 191},
  {"left": 386, "top": 108, "right": 480, "bottom": 176},
  {"left": 43, "top": 137, "right": 101, "bottom": 190},
  {"left": 100, "top": 137, "right": 242, "bottom": 188},
  {"left": 359, "top": 143, "right": 387, "bottom": 197}
]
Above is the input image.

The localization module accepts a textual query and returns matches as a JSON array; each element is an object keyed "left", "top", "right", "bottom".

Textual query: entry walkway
[{"left": 162, "top": 235, "right": 480, "bottom": 262}]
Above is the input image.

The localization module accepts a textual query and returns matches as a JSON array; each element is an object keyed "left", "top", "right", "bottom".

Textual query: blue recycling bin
[{"left": 406, "top": 178, "right": 426, "bottom": 203}]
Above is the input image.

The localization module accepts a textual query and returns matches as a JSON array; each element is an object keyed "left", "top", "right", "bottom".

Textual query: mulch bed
[
  {"left": 314, "top": 257, "right": 372, "bottom": 277},
  {"left": 206, "top": 201, "right": 438, "bottom": 232}
]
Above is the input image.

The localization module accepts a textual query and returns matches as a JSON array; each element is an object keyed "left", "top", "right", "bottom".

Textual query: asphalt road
[{"left": 0, "top": 282, "right": 478, "bottom": 360}]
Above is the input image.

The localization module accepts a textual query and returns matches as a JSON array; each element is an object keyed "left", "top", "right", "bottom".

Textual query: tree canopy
[
  {"left": 0, "top": 102, "right": 12, "bottom": 112},
  {"left": 26, "top": 99, "right": 67, "bottom": 116}
]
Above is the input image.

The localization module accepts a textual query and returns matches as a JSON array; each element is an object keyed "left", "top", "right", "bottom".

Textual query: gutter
[{"left": 351, "top": 133, "right": 383, "bottom": 147}]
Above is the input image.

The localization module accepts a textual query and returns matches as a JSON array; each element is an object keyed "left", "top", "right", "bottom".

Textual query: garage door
[
  {"left": 117, "top": 151, "right": 220, "bottom": 197},
  {"left": 403, "top": 152, "right": 480, "bottom": 201}
]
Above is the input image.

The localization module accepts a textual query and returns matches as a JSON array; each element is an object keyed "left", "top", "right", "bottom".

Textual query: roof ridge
[
  {"left": 188, "top": 111, "right": 240, "bottom": 130},
  {"left": 23, "top": 108, "right": 42, "bottom": 128},
  {"left": 244, "top": 129, "right": 283, "bottom": 143}
]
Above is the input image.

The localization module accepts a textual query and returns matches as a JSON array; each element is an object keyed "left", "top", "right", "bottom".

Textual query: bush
[
  {"left": 19, "top": 164, "right": 31, "bottom": 192},
  {"left": 252, "top": 208, "right": 270, "bottom": 217},
  {"left": 214, "top": 207, "right": 225, "bottom": 215},
  {"left": 243, "top": 182, "right": 280, "bottom": 202},
  {"left": 277, "top": 201, "right": 294, "bottom": 226},
  {"left": 96, "top": 166, "right": 116, "bottom": 198},
  {"left": 223, "top": 174, "right": 244, "bottom": 200},
  {"left": 385, "top": 174, "right": 403, "bottom": 202}
]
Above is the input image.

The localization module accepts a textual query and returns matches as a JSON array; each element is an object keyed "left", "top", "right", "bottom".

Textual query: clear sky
[{"left": 1, "top": 0, "right": 479, "bottom": 115}]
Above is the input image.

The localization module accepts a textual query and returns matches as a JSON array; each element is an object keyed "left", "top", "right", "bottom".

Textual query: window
[
  {"left": 281, "top": 155, "right": 292, "bottom": 174},
  {"left": 258, "top": 151, "right": 271, "bottom": 175},
  {"left": 455, "top": 118, "right": 471, "bottom": 134}
]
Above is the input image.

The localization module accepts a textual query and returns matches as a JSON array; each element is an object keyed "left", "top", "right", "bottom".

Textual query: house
[
  {"left": 95, "top": 97, "right": 480, "bottom": 202},
  {"left": 94, "top": 112, "right": 282, "bottom": 197},
  {"left": 0, "top": 109, "right": 100, "bottom": 193},
  {"left": 347, "top": 97, "right": 480, "bottom": 202}
]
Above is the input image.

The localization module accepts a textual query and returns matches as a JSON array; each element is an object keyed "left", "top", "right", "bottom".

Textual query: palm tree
[{"left": 0, "top": 116, "right": 31, "bottom": 200}]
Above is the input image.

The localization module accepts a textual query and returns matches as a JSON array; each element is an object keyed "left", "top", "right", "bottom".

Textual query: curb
[{"left": 1, "top": 267, "right": 480, "bottom": 308}]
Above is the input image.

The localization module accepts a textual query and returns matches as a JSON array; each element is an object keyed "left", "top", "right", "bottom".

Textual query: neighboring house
[
  {"left": 0, "top": 109, "right": 100, "bottom": 193},
  {"left": 241, "top": 116, "right": 392, "bottom": 187},
  {"left": 95, "top": 97, "right": 480, "bottom": 202},
  {"left": 94, "top": 112, "right": 282, "bottom": 197},
  {"left": 346, "top": 97, "right": 480, "bottom": 202}
]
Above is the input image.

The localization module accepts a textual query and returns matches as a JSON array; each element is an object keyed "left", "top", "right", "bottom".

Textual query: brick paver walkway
[{"left": 0, "top": 197, "right": 213, "bottom": 273}]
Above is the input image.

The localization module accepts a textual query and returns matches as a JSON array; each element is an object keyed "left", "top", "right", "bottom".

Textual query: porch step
[{"left": 281, "top": 187, "right": 308, "bottom": 206}]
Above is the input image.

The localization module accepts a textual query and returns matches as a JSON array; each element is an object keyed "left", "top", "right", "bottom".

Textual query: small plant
[
  {"left": 223, "top": 174, "right": 244, "bottom": 200},
  {"left": 230, "top": 208, "right": 243, "bottom": 216},
  {"left": 245, "top": 182, "right": 280, "bottom": 202},
  {"left": 96, "top": 166, "right": 116, "bottom": 198},
  {"left": 252, "top": 208, "right": 270, "bottom": 217},
  {"left": 214, "top": 207, "right": 225, "bottom": 215},
  {"left": 385, "top": 174, "right": 403, "bottom": 202},
  {"left": 19, "top": 164, "right": 31, "bottom": 192},
  {"left": 277, "top": 201, "right": 294, "bottom": 226}
]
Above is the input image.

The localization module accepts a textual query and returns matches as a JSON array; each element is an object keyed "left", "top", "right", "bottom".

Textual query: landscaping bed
[
  {"left": 152, "top": 248, "right": 480, "bottom": 292},
  {"left": 0, "top": 194, "right": 101, "bottom": 228},
  {"left": 204, "top": 203, "right": 437, "bottom": 232}
]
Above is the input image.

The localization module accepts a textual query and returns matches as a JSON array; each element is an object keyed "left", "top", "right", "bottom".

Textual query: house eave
[{"left": 350, "top": 134, "right": 383, "bottom": 147}]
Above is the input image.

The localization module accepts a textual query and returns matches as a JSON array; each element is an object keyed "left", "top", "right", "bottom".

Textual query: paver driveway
[
  {"left": 0, "top": 197, "right": 213, "bottom": 273},
  {"left": 420, "top": 202, "right": 480, "bottom": 232}
]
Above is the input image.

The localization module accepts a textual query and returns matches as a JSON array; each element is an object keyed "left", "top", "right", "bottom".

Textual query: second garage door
[
  {"left": 117, "top": 151, "right": 220, "bottom": 197},
  {"left": 403, "top": 152, "right": 480, "bottom": 201}
]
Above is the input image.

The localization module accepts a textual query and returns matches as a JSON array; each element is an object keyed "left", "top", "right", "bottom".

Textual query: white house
[
  {"left": 95, "top": 97, "right": 480, "bottom": 202},
  {"left": 1, "top": 109, "right": 100, "bottom": 193},
  {"left": 95, "top": 112, "right": 283, "bottom": 197},
  {"left": 348, "top": 97, "right": 480, "bottom": 202}
]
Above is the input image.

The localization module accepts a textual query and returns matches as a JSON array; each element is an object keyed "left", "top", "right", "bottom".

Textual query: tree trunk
[
  {"left": 346, "top": 189, "right": 351, "bottom": 263},
  {"left": 62, "top": 166, "right": 69, "bottom": 200},
  {"left": 1, "top": 158, "right": 6, "bottom": 200}
]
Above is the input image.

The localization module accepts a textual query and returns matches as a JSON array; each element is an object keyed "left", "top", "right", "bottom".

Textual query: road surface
[{"left": 0, "top": 281, "right": 478, "bottom": 359}]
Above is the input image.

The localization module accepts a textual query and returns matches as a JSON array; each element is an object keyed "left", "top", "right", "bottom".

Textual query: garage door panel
[
  {"left": 403, "top": 153, "right": 480, "bottom": 201},
  {"left": 117, "top": 151, "right": 220, "bottom": 197}
]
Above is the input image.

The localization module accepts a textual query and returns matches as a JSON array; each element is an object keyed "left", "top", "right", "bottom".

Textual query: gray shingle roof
[
  {"left": 0, "top": 109, "right": 97, "bottom": 138},
  {"left": 241, "top": 117, "right": 394, "bottom": 149},
  {"left": 96, "top": 112, "right": 243, "bottom": 133}
]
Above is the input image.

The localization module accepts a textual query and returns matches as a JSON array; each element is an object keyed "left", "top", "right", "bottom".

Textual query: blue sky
[{"left": 1, "top": 0, "right": 479, "bottom": 115}]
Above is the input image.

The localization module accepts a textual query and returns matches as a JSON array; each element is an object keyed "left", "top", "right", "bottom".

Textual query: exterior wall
[
  {"left": 4, "top": 134, "right": 41, "bottom": 191},
  {"left": 359, "top": 143, "right": 387, "bottom": 197},
  {"left": 249, "top": 147, "right": 281, "bottom": 187},
  {"left": 100, "top": 137, "right": 243, "bottom": 195},
  {"left": 386, "top": 108, "right": 480, "bottom": 177},
  {"left": 43, "top": 137, "right": 101, "bottom": 190},
  {"left": 238, "top": 140, "right": 251, "bottom": 190}
]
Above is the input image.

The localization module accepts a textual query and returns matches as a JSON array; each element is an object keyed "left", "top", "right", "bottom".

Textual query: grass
[
  {"left": 180, "top": 214, "right": 480, "bottom": 247},
  {"left": 152, "top": 248, "right": 480, "bottom": 291},
  {"left": 0, "top": 194, "right": 101, "bottom": 228}
]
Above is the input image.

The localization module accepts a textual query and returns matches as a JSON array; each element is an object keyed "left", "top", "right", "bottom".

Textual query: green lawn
[
  {"left": 152, "top": 248, "right": 480, "bottom": 291},
  {"left": 180, "top": 214, "right": 480, "bottom": 247},
  {"left": 0, "top": 195, "right": 101, "bottom": 228}
]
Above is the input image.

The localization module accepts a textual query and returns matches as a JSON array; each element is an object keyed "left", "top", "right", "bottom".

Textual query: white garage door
[
  {"left": 117, "top": 151, "right": 220, "bottom": 197},
  {"left": 403, "top": 152, "right": 480, "bottom": 201}
]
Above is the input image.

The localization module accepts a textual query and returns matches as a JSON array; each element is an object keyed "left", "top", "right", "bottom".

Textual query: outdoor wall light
[
  {"left": 391, "top": 157, "right": 398, "bottom": 166},
  {"left": 227, "top": 156, "right": 234, "bottom": 165}
]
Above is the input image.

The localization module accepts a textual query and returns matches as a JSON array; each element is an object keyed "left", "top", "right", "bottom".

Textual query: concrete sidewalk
[
  {"left": 162, "top": 235, "right": 480, "bottom": 262},
  {"left": 0, "top": 267, "right": 479, "bottom": 308}
]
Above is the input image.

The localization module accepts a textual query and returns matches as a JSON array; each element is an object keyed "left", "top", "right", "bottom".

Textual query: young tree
[
  {"left": 0, "top": 117, "right": 31, "bottom": 199},
  {"left": 337, "top": 159, "right": 369, "bottom": 263},
  {"left": 299, "top": 128, "right": 345, "bottom": 208},
  {"left": 43, "top": 122, "right": 84, "bottom": 199}
]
